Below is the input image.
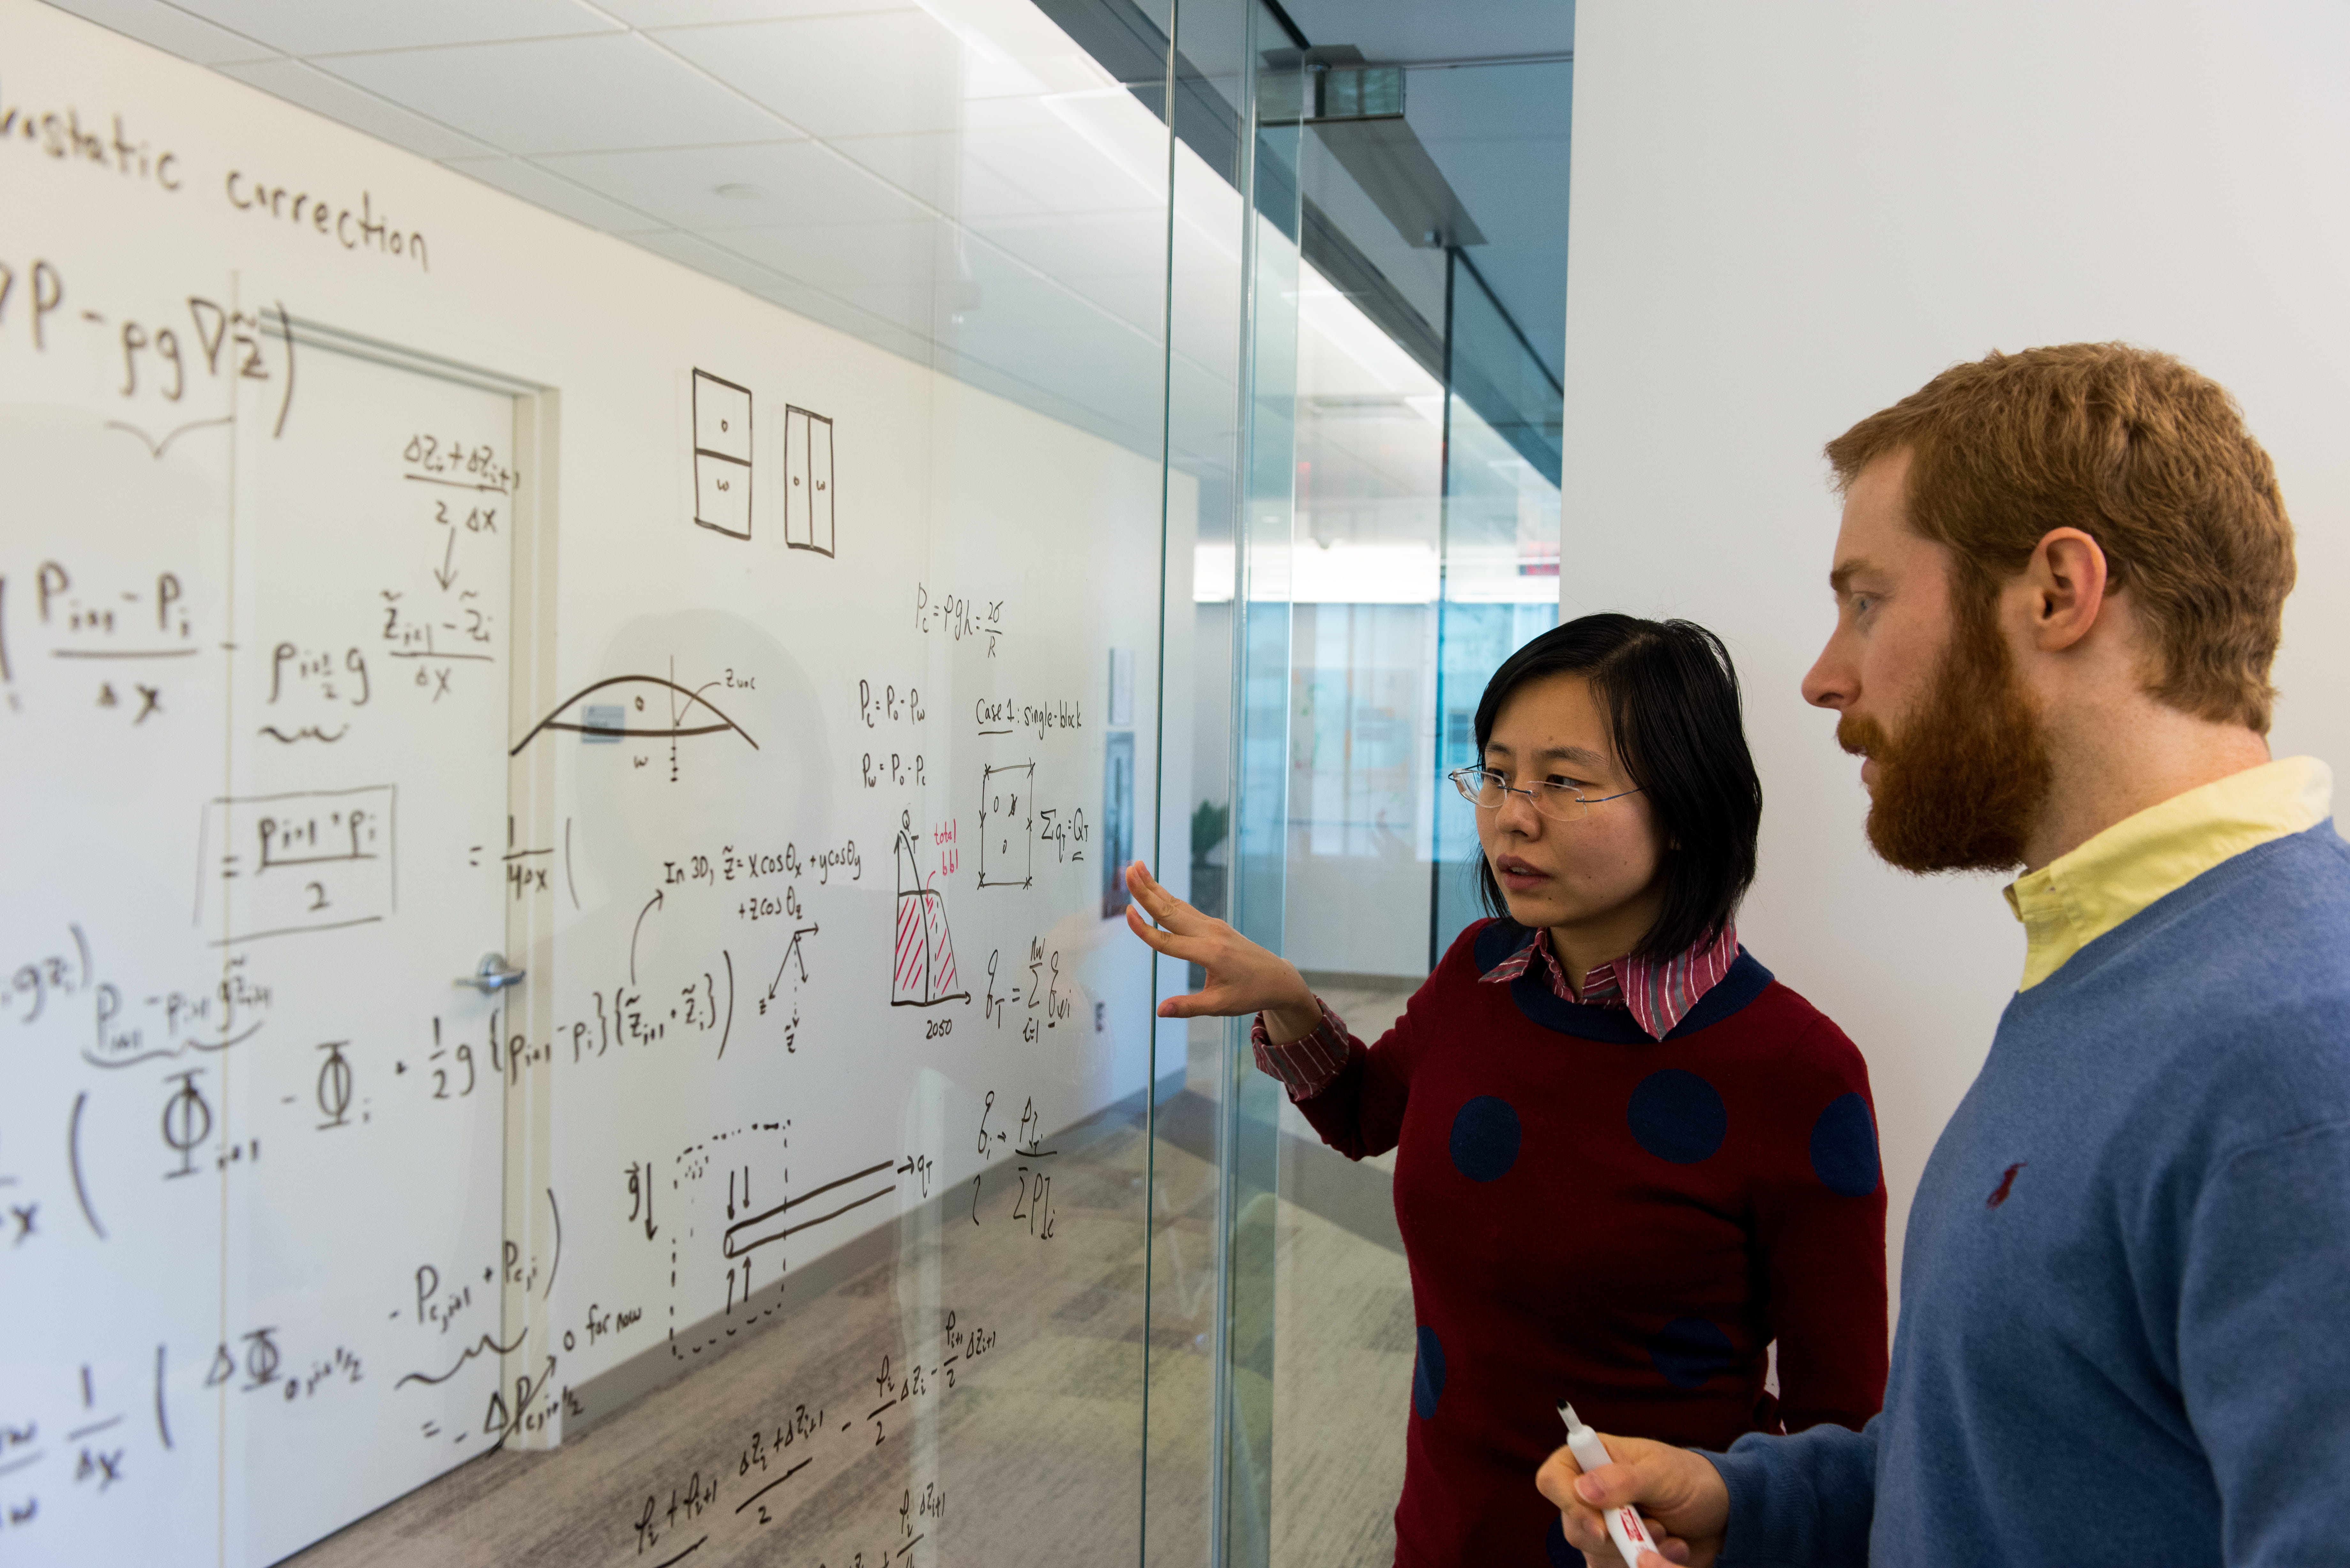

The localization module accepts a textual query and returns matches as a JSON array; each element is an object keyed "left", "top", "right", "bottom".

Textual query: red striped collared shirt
[
  {"left": 1479, "top": 922, "right": 1741, "bottom": 1041},
  {"left": 1252, "top": 922, "right": 1743, "bottom": 1101}
]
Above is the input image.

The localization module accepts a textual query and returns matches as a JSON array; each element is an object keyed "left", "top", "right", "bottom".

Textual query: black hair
[{"left": 1472, "top": 614, "right": 1762, "bottom": 960}]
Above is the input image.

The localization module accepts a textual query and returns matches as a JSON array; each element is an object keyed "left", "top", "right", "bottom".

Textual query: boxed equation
[{"left": 195, "top": 786, "right": 397, "bottom": 944}]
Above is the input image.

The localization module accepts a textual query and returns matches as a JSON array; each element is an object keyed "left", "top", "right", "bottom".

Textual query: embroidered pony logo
[{"left": 1986, "top": 1162, "right": 2027, "bottom": 1208}]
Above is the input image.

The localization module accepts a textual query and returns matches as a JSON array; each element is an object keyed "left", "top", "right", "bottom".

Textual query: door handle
[{"left": 457, "top": 953, "right": 526, "bottom": 993}]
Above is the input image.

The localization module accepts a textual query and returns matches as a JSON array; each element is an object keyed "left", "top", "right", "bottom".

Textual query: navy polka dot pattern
[
  {"left": 1544, "top": 1512, "right": 1577, "bottom": 1567},
  {"left": 1648, "top": 1315, "right": 1736, "bottom": 1388},
  {"left": 1448, "top": 1095, "right": 1523, "bottom": 1182},
  {"left": 1809, "top": 1091, "right": 1881, "bottom": 1197},
  {"left": 1413, "top": 1325, "right": 1447, "bottom": 1418},
  {"left": 1626, "top": 1069, "right": 1727, "bottom": 1164}
]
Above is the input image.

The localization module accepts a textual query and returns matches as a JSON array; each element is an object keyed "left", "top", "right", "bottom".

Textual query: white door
[{"left": 217, "top": 338, "right": 517, "bottom": 1565}]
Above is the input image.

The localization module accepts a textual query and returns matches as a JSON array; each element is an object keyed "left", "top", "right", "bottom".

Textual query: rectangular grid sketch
[
  {"left": 692, "top": 368, "right": 753, "bottom": 539},
  {"left": 785, "top": 405, "right": 835, "bottom": 555},
  {"left": 978, "top": 762, "right": 1034, "bottom": 888}
]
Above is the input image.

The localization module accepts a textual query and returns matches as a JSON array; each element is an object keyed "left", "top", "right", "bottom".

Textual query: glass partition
[
  {"left": 1431, "top": 256, "right": 1567, "bottom": 959},
  {"left": 6, "top": 2, "right": 1199, "bottom": 1565},
  {"left": 1263, "top": 56, "right": 1567, "bottom": 1568},
  {"left": 9, "top": 0, "right": 1564, "bottom": 1564}
]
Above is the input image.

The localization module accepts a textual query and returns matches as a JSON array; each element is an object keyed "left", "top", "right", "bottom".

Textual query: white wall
[{"left": 1562, "top": 1, "right": 2350, "bottom": 1305}]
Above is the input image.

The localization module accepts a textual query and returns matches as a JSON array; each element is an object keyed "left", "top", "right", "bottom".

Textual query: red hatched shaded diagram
[{"left": 892, "top": 829, "right": 967, "bottom": 1007}]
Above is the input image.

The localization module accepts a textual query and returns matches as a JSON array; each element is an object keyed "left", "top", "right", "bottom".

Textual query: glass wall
[
  {"left": 13, "top": 0, "right": 1566, "bottom": 1564},
  {"left": 1264, "top": 249, "right": 1562, "bottom": 1568},
  {"left": 1431, "top": 252, "right": 1568, "bottom": 958}
]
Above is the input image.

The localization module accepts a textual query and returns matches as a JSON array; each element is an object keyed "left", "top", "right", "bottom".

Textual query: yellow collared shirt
[{"left": 2005, "top": 756, "right": 2335, "bottom": 991}]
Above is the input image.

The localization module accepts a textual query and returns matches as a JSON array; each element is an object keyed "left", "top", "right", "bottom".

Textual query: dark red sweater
[{"left": 1293, "top": 919, "right": 1888, "bottom": 1566}]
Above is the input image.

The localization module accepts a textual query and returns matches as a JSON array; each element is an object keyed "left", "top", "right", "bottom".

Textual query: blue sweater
[{"left": 1709, "top": 823, "right": 2350, "bottom": 1565}]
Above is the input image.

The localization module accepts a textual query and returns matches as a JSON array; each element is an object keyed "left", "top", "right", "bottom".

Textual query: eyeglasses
[{"left": 1447, "top": 766, "right": 1644, "bottom": 823}]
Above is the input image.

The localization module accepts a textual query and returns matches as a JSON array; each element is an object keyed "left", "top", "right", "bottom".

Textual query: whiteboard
[
  {"left": 4, "top": 324, "right": 520, "bottom": 1561},
  {"left": 0, "top": 5, "right": 1170, "bottom": 1563}
]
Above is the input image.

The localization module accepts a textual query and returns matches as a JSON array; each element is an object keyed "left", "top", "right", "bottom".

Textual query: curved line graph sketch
[
  {"left": 892, "top": 826, "right": 966, "bottom": 1008},
  {"left": 508, "top": 674, "right": 759, "bottom": 757}
]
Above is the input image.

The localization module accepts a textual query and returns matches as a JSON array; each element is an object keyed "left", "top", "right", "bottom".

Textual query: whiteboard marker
[{"left": 1558, "top": 1401, "right": 1659, "bottom": 1568}]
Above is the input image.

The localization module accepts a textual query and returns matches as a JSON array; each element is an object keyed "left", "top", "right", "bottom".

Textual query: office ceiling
[
  {"left": 46, "top": 0, "right": 1238, "bottom": 468},
  {"left": 43, "top": 0, "right": 1571, "bottom": 448},
  {"left": 1281, "top": 0, "right": 1572, "bottom": 383}
]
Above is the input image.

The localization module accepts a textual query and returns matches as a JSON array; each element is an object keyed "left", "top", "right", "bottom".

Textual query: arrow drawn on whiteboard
[
  {"left": 394, "top": 1327, "right": 528, "bottom": 1389},
  {"left": 432, "top": 529, "right": 459, "bottom": 592},
  {"left": 630, "top": 889, "right": 664, "bottom": 985},
  {"left": 767, "top": 925, "right": 819, "bottom": 1002}
]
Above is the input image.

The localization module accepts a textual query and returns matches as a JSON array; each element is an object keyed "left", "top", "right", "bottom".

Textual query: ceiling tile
[
  {"left": 597, "top": 0, "right": 909, "bottom": 25},
  {"left": 215, "top": 59, "right": 497, "bottom": 161},
  {"left": 999, "top": 265, "right": 1167, "bottom": 335},
  {"left": 173, "top": 0, "right": 619, "bottom": 57},
  {"left": 442, "top": 156, "right": 662, "bottom": 230},
  {"left": 653, "top": 11, "right": 981, "bottom": 139},
  {"left": 621, "top": 230, "right": 792, "bottom": 291},
  {"left": 722, "top": 216, "right": 952, "bottom": 325},
  {"left": 537, "top": 142, "right": 945, "bottom": 234},
  {"left": 746, "top": 277, "right": 938, "bottom": 364},
  {"left": 952, "top": 258, "right": 1153, "bottom": 349},
  {"left": 953, "top": 92, "right": 1062, "bottom": 132},
  {"left": 967, "top": 209, "right": 1166, "bottom": 285},
  {"left": 724, "top": 215, "right": 943, "bottom": 287},
  {"left": 957, "top": 123, "right": 1164, "bottom": 215},
  {"left": 315, "top": 34, "right": 795, "bottom": 155},
  {"left": 959, "top": 233, "right": 1162, "bottom": 337},
  {"left": 823, "top": 132, "right": 1050, "bottom": 219},
  {"left": 942, "top": 319, "right": 1164, "bottom": 446},
  {"left": 42, "top": 0, "right": 275, "bottom": 65}
]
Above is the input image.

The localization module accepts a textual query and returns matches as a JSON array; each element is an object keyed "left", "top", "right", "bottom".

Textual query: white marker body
[{"left": 1559, "top": 1405, "right": 1657, "bottom": 1568}]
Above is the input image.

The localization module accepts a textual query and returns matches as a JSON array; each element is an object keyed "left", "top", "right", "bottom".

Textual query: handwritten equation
[
  {"left": 0, "top": 256, "right": 295, "bottom": 436},
  {"left": 912, "top": 584, "right": 1003, "bottom": 657},
  {"left": 194, "top": 785, "right": 396, "bottom": 946}
]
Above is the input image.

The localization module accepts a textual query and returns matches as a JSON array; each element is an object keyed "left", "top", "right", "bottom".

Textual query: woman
[{"left": 1124, "top": 615, "right": 1887, "bottom": 1567}]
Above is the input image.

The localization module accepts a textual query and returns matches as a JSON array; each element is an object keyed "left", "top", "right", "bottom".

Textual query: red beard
[{"left": 1837, "top": 593, "right": 2053, "bottom": 874}]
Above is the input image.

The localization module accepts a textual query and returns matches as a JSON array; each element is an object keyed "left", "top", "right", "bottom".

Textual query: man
[{"left": 1539, "top": 343, "right": 2350, "bottom": 1565}]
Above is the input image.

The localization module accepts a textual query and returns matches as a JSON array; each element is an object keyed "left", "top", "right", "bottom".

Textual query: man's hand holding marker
[{"left": 1538, "top": 1408, "right": 1727, "bottom": 1568}]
